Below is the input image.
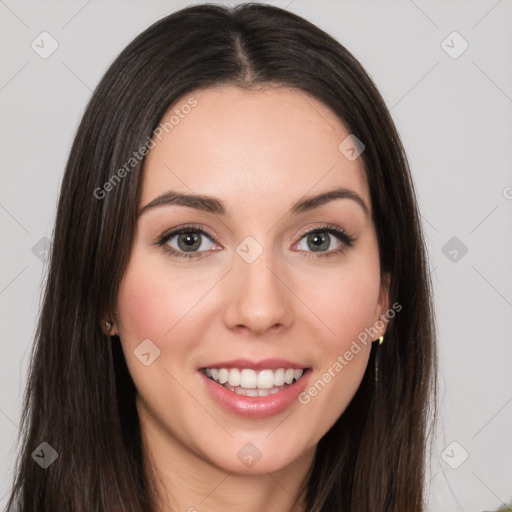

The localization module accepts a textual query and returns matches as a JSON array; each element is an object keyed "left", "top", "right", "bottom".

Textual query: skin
[{"left": 105, "top": 85, "right": 389, "bottom": 512}]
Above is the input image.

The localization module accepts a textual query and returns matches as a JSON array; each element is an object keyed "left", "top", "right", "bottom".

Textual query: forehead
[{"left": 140, "top": 85, "right": 370, "bottom": 219}]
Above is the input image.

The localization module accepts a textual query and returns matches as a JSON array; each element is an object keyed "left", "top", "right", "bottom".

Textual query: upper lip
[{"left": 200, "top": 358, "right": 309, "bottom": 371}]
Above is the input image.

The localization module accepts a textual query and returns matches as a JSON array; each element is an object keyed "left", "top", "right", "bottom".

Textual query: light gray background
[{"left": 1, "top": 1, "right": 511, "bottom": 510}]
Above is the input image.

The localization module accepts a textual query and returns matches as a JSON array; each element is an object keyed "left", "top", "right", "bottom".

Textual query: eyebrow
[{"left": 138, "top": 186, "right": 370, "bottom": 218}]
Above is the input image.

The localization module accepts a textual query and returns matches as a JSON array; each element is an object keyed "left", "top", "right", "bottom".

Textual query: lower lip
[{"left": 199, "top": 369, "right": 312, "bottom": 419}]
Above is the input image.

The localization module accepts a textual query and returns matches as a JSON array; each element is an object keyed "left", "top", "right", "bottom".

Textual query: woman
[{"left": 6, "top": 3, "right": 437, "bottom": 511}]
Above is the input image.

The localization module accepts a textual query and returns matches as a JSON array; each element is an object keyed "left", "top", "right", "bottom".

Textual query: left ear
[
  {"left": 100, "top": 315, "right": 117, "bottom": 337},
  {"left": 372, "top": 272, "right": 390, "bottom": 337}
]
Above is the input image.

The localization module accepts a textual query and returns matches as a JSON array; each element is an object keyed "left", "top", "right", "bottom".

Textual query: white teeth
[
  {"left": 228, "top": 368, "right": 241, "bottom": 387},
  {"left": 284, "top": 368, "right": 295, "bottom": 385},
  {"left": 218, "top": 368, "right": 229, "bottom": 384},
  {"left": 256, "top": 369, "right": 275, "bottom": 389},
  {"left": 240, "top": 369, "right": 257, "bottom": 389},
  {"left": 228, "top": 384, "right": 288, "bottom": 396},
  {"left": 203, "top": 367, "right": 306, "bottom": 391},
  {"left": 274, "top": 368, "right": 285, "bottom": 386}
]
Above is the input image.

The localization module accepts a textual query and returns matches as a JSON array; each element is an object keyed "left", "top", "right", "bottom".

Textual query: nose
[{"left": 222, "top": 248, "right": 293, "bottom": 337}]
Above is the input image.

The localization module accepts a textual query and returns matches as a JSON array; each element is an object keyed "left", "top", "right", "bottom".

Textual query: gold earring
[
  {"left": 378, "top": 335, "right": 384, "bottom": 345},
  {"left": 105, "top": 320, "right": 113, "bottom": 331}
]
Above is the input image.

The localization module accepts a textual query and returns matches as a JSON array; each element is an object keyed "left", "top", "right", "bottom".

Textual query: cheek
[
  {"left": 303, "top": 262, "right": 381, "bottom": 352},
  {"left": 114, "top": 255, "right": 206, "bottom": 414},
  {"left": 116, "top": 253, "right": 206, "bottom": 344},
  {"left": 299, "top": 343, "right": 372, "bottom": 441},
  {"left": 297, "top": 274, "right": 377, "bottom": 429},
  {"left": 293, "top": 257, "right": 379, "bottom": 430},
  {"left": 117, "top": 275, "right": 169, "bottom": 345}
]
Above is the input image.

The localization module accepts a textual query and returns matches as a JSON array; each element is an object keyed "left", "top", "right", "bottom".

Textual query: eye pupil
[
  {"left": 178, "top": 232, "right": 201, "bottom": 251},
  {"left": 308, "top": 232, "right": 329, "bottom": 252}
]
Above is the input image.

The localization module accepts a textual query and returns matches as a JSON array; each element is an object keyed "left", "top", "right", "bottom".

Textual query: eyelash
[{"left": 155, "top": 223, "right": 356, "bottom": 260}]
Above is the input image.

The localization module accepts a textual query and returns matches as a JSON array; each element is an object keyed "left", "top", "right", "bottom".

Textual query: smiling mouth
[{"left": 201, "top": 367, "right": 307, "bottom": 397}]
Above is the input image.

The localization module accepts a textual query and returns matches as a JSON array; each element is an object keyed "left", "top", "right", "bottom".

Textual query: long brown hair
[{"left": 6, "top": 3, "right": 437, "bottom": 511}]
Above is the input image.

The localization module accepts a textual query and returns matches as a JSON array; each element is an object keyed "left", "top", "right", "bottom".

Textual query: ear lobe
[{"left": 101, "top": 317, "right": 116, "bottom": 336}]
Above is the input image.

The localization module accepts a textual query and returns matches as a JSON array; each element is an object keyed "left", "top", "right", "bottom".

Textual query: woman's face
[{"left": 115, "top": 85, "right": 389, "bottom": 475}]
